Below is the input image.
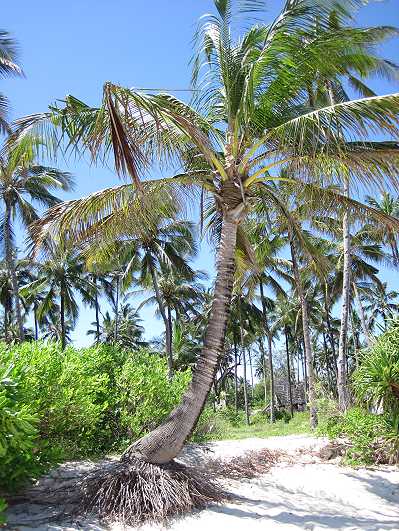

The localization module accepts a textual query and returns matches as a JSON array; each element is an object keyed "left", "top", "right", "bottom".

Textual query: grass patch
[{"left": 193, "top": 408, "right": 315, "bottom": 442}]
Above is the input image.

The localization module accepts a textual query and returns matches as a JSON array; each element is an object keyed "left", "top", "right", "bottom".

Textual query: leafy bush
[
  {"left": 0, "top": 497, "right": 6, "bottom": 525},
  {"left": 352, "top": 320, "right": 399, "bottom": 416},
  {"left": 319, "top": 406, "right": 398, "bottom": 465},
  {"left": 0, "top": 367, "right": 48, "bottom": 492},
  {"left": 0, "top": 341, "right": 190, "bottom": 481}
]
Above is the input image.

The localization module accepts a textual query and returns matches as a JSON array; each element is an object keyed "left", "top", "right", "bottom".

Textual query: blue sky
[{"left": 2, "top": 1, "right": 399, "bottom": 346}]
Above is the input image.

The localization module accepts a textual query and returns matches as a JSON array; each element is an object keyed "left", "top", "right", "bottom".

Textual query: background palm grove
[{"left": 1, "top": 0, "right": 399, "bottom": 525}]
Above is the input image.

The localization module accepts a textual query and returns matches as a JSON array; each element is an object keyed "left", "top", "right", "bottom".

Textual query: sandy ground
[{"left": 6, "top": 435, "right": 399, "bottom": 531}]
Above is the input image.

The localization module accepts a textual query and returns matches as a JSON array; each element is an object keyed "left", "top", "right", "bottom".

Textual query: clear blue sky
[{"left": 2, "top": 1, "right": 399, "bottom": 346}]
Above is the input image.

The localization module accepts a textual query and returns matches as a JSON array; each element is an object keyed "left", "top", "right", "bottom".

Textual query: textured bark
[
  {"left": 259, "top": 280, "right": 275, "bottom": 422},
  {"left": 149, "top": 265, "right": 173, "bottom": 380},
  {"left": 60, "top": 279, "right": 66, "bottom": 350},
  {"left": 337, "top": 177, "right": 351, "bottom": 412},
  {"left": 123, "top": 207, "right": 242, "bottom": 463},
  {"left": 284, "top": 327, "right": 294, "bottom": 417},
  {"left": 353, "top": 283, "right": 372, "bottom": 347},
  {"left": 4, "top": 201, "right": 24, "bottom": 341},
  {"left": 289, "top": 234, "right": 318, "bottom": 428}
]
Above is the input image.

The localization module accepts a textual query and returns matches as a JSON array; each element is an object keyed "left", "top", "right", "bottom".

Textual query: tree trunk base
[{"left": 81, "top": 457, "right": 226, "bottom": 525}]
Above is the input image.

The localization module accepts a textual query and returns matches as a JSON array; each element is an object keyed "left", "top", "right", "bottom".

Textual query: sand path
[{"left": 6, "top": 435, "right": 399, "bottom": 531}]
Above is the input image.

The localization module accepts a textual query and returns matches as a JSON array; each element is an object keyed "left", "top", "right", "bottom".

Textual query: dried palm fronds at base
[
  {"left": 79, "top": 457, "right": 227, "bottom": 526},
  {"left": 205, "top": 448, "right": 282, "bottom": 480}
]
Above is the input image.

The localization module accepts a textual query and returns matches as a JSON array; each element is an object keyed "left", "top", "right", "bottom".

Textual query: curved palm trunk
[
  {"left": 124, "top": 209, "right": 241, "bottom": 464},
  {"left": 337, "top": 177, "right": 351, "bottom": 412},
  {"left": 149, "top": 265, "right": 173, "bottom": 380},
  {"left": 289, "top": 234, "right": 318, "bottom": 428},
  {"left": 60, "top": 279, "right": 66, "bottom": 350},
  {"left": 4, "top": 202, "right": 24, "bottom": 341}
]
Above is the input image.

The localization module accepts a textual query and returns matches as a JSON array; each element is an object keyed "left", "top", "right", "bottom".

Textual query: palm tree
[
  {"left": 366, "top": 193, "right": 399, "bottom": 266},
  {"left": 0, "top": 138, "right": 72, "bottom": 340},
  {"left": 25, "top": 246, "right": 92, "bottom": 349},
  {"left": 88, "top": 300, "right": 147, "bottom": 350},
  {"left": 15, "top": 0, "right": 399, "bottom": 467},
  {"left": 0, "top": 30, "right": 22, "bottom": 132}
]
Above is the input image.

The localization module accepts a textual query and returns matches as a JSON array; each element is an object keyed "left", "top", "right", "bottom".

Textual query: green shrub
[
  {"left": 353, "top": 320, "right": 399, "bottom": 415},
  {"left": 0, "top": 368, "right": 48, "bottom": 492},
  {"left": 0, "top": 497, "right": 6, "bottom": 525},
  {"left": 0, "top": 342, "right": 190, "bottom": 464},
  {"left": 319, "top": 406, "right": 397, "bottom": 465},
  {"left": 117, "top": 349, "right": 190, "bottom": 445}
]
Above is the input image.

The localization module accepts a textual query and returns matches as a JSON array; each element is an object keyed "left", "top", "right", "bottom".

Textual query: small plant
[{"left": 0, "top": 497, "right": 7, "bottom": 525}]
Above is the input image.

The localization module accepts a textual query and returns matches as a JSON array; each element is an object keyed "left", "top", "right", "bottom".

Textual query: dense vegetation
[{"left": 1, "top": 0, "right": 399, "bottom": 524}]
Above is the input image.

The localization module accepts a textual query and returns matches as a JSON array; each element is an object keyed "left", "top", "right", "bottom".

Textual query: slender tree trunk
[
  {"left": 267, "top": 335, "right": 275, "bottom": 422},
  {"left": 284, "top": 326, "right": 294, "bottom": 417},
  {"left": 4, "top": 296, "right": 10, "bottom": 343},
  {"left": 259, "top": 279, "right": 275, "bottom": 422},
  {"left": 258, "top": 339, "right": 268, "bottom": 408},
  {"left": 233, "top": 339, "right": 238, "bottom": 413},
  {"left": 114, "top": 275, "right": 120, "bottom": 344},
  {"left": 337, "top": 177, "right": 351, "bottom": 412},
  {"left": 248, "top": 348, "right": 254, "bottom": 400},
  {"left": 60, "top": 279, "right": 66, "bottom": 350},
  {"left": 94, "top": 276, "right": 100, "bottom": 344},
  {"left": 4, "top": 202, "right": 24, "bottom": 341},
  {"left": 149, "top": 265, "right": 173, "bottom": 380},
  {"left": 353, "top": 283, "right": 371, "bottom": 347},
  {"left": 289, "top": 233, "right": 318, "bottom": 428},
  {"left": 167, "top": 305, "right": 174, "bottom": 373},
  {"left": 239, "top": 307, "right": 250, "bottom": 425},
  {"left": 124, "top": 208, "right": 242, "bottom": 463},
  {"left": 34, "top": 303, "right": 39, "bottom": 341},
  {"left": 242, "top": 349, "right": 250, "bottom": 426}
]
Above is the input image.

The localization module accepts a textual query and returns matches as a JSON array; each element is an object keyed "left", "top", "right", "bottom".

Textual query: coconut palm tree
[
  {"left": 0, "top": 138, "right": 72, "bottom": 340},
  {"left": 366, "top": 192, "right": 399, "bottom": 266},
  {"left": 24, "top": 245, "right": 93, "bottom": 349},
  {"left": 13, "top": 0, "right": 399, "bottom": 473}
]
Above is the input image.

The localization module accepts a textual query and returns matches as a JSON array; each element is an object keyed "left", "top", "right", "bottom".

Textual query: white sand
[{"left": 7, "top": 435, "right": 399, "bottom": 531}]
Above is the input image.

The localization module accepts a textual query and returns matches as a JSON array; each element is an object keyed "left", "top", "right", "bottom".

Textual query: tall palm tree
[
  {"left": 366, "top": 192, "right": 399, "bottom": 266},
  {"left": 15, "top": 0, "right": 399, "bottom": 464},
  {"left": 0, "top": 138, "right": 72, "bottom": 340},
  {"left": 25, "top": 246, "right": 92, "bottom": 349}
]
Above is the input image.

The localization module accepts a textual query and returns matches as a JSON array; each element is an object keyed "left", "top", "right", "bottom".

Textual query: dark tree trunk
[
  {"left": 60, "top": 279, "right": 66, "bottom": 350},
  {"left": 4, "top": 201, "right": 24, "bottom": 341},
  {"left": 248, "top": 348, "right": 254, "bottom": 400},
  {"left": 94, "top": 276, "right": 100, "bottom": 344},
  {"left": 114, "top": 275, "right": 120, "bottom": 344},
  {"left": 284, "top": 326, "right": 294, "bottom": 417},
  {"left": 34, "top": 303, "right": 39, "bottom": 341},
  {"left": 124, "top": 207, "right": 242, "bottom": 463},
  {"left": 259, "top": 279, "right": 275, "bottom": 422},
  {"left": 149, "top": 265, "right": 173, "bottom": 380},
  {"left": 233, "top": 339, "right": 238, "bottom": 412},
  {"left": 289, "top": 233, "right": 317, "bottom": 428}
]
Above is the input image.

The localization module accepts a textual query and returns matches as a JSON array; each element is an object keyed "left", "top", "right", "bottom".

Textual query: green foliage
[
  {"left": 0, "top": 367, "right": 47, "bottom": 492},
  {"left": 0, "top": 341, "right": 190, "bottom": 493},
  {"left": 352, "top": 319, "right": 399, "bottom": 415},
  {"left": 0, "top": 497, "right": 7, "bottom": 525},
  {"left": 318, "top": 406, "right": 398, "bottom": 465},
  {"left": 117, "top": 350, "right": 190, "bottom": 443},
  {"left": 193, "top": 407, "right": 311, "bottom": 442}
]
